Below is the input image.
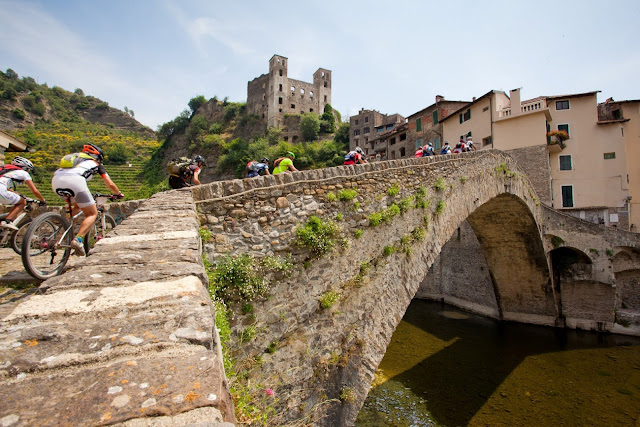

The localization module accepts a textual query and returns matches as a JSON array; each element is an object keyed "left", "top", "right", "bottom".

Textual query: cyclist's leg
[{"left": 0, "top": 190, "right": 25, "bottom": 222}]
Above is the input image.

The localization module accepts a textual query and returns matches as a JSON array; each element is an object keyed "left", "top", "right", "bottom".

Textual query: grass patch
[
  {"left": 387, "top": 183, "right": 400, "bottom": 197},
  {"left": 326, "top": 192, "right": 337, "bottom": 202},
  {"left": 383, "top": 245, "right": 397, "bottom": 256},
  {"left": 434, "top": 177, "right": 446, "bottom": 191},
  {"left": 337, "top": 188, "right": 358, "bottom": 201},
  {"left": 199, "top": 226, "right": 213, "bottom": 243},
  {"left": 434, "top": 200, "right": 446, "bottom": 215},
  {"left": 319, "top": 290, "right": 341, "bottom": 309},
  {"left": 353, "top": 229, "right": 363, "bottom": 239},
  {"left": 295, "top": 216, "right": 340, "bottom": 256}
]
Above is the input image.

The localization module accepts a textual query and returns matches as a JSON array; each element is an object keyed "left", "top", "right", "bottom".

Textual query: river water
[{"left": 355, "top": 299, "right": 640, "bottom": 426}]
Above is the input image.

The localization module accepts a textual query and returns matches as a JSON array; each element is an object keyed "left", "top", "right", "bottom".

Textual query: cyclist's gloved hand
[
  {"left": 113, "top": 193, "right": 124, "bottom": 200},
  {"left": 39, "top": 200, "right": 47, "bottom": 207}
]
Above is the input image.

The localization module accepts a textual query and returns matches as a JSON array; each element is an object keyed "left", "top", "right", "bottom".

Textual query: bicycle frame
[{"left": 0, "top": 198, "right": 37, "bottom": 247}]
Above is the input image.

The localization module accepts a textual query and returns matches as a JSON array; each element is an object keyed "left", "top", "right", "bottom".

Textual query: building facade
[
  {"left": 349, "top": 109, "right": 406, "bottom": 159},
  {"left": 247, "top": 55, "right": 332, "bottom": 128},
  {"left": 407, "top": 95, "right": 471, "bottom": 153}
]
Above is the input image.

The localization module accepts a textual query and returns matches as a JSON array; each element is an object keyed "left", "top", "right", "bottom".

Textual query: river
[{"left": 355, "top": 299, "right": 640, "bottom": 426}]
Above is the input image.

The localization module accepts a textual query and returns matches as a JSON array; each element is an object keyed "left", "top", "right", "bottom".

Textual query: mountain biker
[
  {"left": 272, "top": 152, "right": 298, "bottom": 174},
  {"left": 422, "top": 142, "right": 435, "bottom": 157},
  {"left": 247, "top": 157, "right": 271, "bottom": 178},
  {"left": 0, "top": 156, "right": 46, "bottom": 230},
  {"left": 344, "top": 147, "right": 367, "bottom": 165},
  {"left": 52, "top": 143, "right": 123, "bottom": 256},
  {"left": 168, "top": 155, "right": 206, "bottom": 189}
]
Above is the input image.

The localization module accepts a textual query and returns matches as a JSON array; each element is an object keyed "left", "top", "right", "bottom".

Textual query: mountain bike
[
  {"left": 0, "top": 197, "right": 44, "bottom": 255},
  {"left": 21, "top": 192, "right": 120, "bottom": 280}
]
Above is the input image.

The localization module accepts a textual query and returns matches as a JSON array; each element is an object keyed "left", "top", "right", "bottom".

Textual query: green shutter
[
  {"left": 459, "top": 114, "right": 463, "bottom": 124},
  {"left": 432, "top": 110, "right": 438, "bottom": 124},
  {"left": 416, "top": 118, "right": 422, "bottom": 132}
]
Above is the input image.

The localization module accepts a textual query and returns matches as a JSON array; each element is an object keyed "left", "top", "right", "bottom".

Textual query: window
[
  {"left": 559, "top": 155, "right": 572, "bottom": 170},
  {"left": 279, "top": 69, "right": 283, "bottom": 76},
  {"left": 482, "top": 106, "right": 489, "bottom": 112},
  {"left": 300, "top": 88, "right": 305, "bottom": 95},
  {"left": 353, "top": 130, "right": 360, "bottom": 136},
  {"left": 556, "top": 100, "right": 570, "bottom": 110},
  {"left": 279, "top": 84, "right": 283, "bottom": 91},
  {"left": 291, "top": 104, "right": 295, "bottom": 109},
  {"left": 390, "top": 137, "right": 396, "bottom": 145},
  {"left": 604, "top": 152, "right": 616, "bottom": 159},
  {"left": 278, "top": 97, "right": 283, "bottom": 104},
  {"left": 391, "top": 151, "right": 396, "bottom": 159},
  {"left": 355, "top": 119, "right": 359, "bottom": 125},
  {"left": 365, "top": 117, "right": 369, "bottom": 123},
  {"left": 364, "top": 127, "right": 370, "bottom": 134},
  {"left": 432, "top": 110, "right": 439, "bottom": 124},
  {"left": 400, "top": 147, "right": 406, "bottom": 157},
  {"left": 324, "top": 81, "right": 327, "bottom": 88},
  {"left": 310, "top": 91, "right": 314, "bottom": 98},
  {"left": 324, "top": 95, "right": 327, "bottom": 102},
  {"left": 399, "top": 133, "right": 407, "bottom": 141},
  {"left": 612, "top": 109, "right": 621, "bottom": 119},
  {"left": 558, "top": 124, "right": 570, "bottom": 136},
  {"left": 416, "top": 138, "right": 423, "bottom": 149},
  {"left": 291, "top": 86, "right": 295, "bottom": 92},
  {"left": 416, "top": 118, "right": 422, "bottom": 132},
  {"left": 561, "top": 185, "right": 574, "bottom": 207},
  {"left": 434, "top": 137, "right": 441, "bottom": 150},
  {"left": 459, "top": 109, "right": 471, "bottom": 123},
  {"left": 482, "top": 136, "right": 492, "bottom": 147},
  {"left": 310, "top": 108, "right": 313, "bottom": 112}
]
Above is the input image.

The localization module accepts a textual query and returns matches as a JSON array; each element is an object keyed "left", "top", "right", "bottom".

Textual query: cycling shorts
[
  {"left": 52, "top": 174, "right": 95, "bottom": 208},
  {"left": 0, "top": 185, "right": 21, "bottom": 205}
]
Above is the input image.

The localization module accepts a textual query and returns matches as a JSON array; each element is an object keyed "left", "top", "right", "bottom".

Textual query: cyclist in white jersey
[
  {"left": 52, "top": 143, "right": 123, "bottom": 256},
  {"left": 0, "top": 156, "right": 46, "bottom": 230}
]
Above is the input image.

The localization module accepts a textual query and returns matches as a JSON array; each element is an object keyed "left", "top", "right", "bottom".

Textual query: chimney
[
  {"left": 510, "top": 88, "right": 521, "bottom": 116},
  {"left": 435, "top": 95, "right": 444, "bottom": 103},
  {"left": 472, "top": 97, "right": 476, "bottom": 102}
]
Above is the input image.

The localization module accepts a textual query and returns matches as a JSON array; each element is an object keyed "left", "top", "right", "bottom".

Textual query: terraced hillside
[{"left": 26, "top": 163, "right": 148, "bottom": 206}]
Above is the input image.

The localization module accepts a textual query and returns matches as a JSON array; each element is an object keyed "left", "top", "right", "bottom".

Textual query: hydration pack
[
  {"left": 344, "top": 151, "right": 357, "bottom": 162},
  {"left": 273, "top": 157, "right": 285, "bottom": 169},
  {"left": 167, "top": 157, "right": 191, "bottom": 176},
  {"left": 0, "top": 164, "right": 22, "bottom": 178},
  {"left": 59, "top": 152, "right": 94, "bottom": 168},
  {"left": 246, "top": 160, "right": 259, "bottom": 172}
]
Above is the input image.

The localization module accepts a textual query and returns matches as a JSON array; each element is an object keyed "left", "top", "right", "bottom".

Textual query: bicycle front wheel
[
  {"left": 84, "top": 214, "right": 116, "bottom": 254},
  {"left": 11, "top": 220, "right": 31, "bottom": 255},
  {"left": 21, "top": 212, "right": 73, "bottom": 280}
]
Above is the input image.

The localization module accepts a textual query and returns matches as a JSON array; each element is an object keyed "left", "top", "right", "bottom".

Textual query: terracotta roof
[
  {"left": 440, "top": 90, "right": 507, "bottom": 122},
  {"left": 545, "top": 91, "right": 600, "bottom": 100}
]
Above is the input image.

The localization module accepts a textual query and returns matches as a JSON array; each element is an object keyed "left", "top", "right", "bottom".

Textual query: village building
[
  {"left": 349, "top": 109, "right": 405, "bottom": 160},
  {"left": 246, "top": 54, "right": 332, "bottom": 128}
]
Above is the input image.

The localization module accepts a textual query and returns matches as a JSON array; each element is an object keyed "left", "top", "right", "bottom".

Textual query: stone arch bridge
[{"left": 1, "top": 150, "right": 639, "bottom": 426}]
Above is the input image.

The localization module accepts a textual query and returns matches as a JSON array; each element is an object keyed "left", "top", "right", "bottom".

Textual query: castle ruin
[{"left": 247, "top": 54, "right": 332, "bottom": 128}]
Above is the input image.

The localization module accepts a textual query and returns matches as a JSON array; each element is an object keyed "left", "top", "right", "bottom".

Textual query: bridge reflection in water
[{"left": 356, "top": 299, "right": 640, "bottom": 426}]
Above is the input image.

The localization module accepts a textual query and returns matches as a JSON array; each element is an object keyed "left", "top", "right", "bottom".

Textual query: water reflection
[{"left": 356, "top": 300, "right": 640, "bottom": 426}]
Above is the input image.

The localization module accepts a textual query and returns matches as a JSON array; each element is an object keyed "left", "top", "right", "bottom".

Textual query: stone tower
[{"left": 247, "top": 55, "right": 332, "bottom": 128}]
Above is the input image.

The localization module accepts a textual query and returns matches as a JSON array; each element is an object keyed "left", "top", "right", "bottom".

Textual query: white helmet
[
  {"left": 11, "top": 156, "right": 34, "bottom": 172},
  {"left": 355, "top": 147, "right": 363, "bottom": 154}
]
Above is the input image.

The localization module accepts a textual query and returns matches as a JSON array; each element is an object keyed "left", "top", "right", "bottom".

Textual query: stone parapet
[{"left": 0, "top": 190, "right": 235, "bottom": 426}]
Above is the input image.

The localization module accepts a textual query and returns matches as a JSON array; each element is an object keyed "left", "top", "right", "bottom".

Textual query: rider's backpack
[
  {"left": 0, "top": 164, "right": 22, "bottom": 177},
  {"left": 246, "top": 160, "right": 259, "bottom": 172},
  {"left": 344, "top": 151, "right": 357, "bottom": 162},
  {"left": 59, "top": 152, "right": 94, "bottom": 168},
  {"left": 167, "top": 157, "right": 191, "bottom": 176}
]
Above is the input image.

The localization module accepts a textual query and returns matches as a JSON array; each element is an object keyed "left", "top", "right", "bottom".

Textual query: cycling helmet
[
  {"left": 286, "top": 151, "right": 295, "bottom": 159},
  {"left": 82, "top": 143, "right": 104, "bottom": 162},
  {"left": 11, "top": 156, "right": 34, "bottom": 172},
  {"left": 427, "top": 142, "right": 433, "bottom": 146},
  {"left": 260, "top": 157, "right": 269, "bottom": 163},
  {"left": 355, "top": 147, "right": 363, "bottom": 154},
  {"left": 193, "top": 155, "right": 206, "bottom": 166}
]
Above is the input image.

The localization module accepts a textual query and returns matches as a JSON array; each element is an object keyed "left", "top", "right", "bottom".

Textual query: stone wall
[
  {"left": 0, "top": 191, "right": 235, "bottom": 426},
  {"left": 506, "top": 144, "right": 552, "bottom": 205}
]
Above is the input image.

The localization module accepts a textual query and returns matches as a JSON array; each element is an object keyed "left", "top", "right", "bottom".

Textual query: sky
[{"left": 1, "top": 0, "right": 639, "bottom": 131}]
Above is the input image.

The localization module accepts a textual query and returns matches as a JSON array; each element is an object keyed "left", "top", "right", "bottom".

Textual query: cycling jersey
[
  {"left": 0, "top": 169, "right": 32, "bottom": 205},
  {"left": 52, "top": 159, "right": 108, "bottom": 208}
]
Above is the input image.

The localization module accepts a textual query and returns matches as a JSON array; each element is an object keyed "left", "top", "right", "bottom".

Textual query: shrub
[
  {"left": 398, "top": 196, "right": 413, "bottom": 214},
  {"left": 209, "top": 122, "right": 224, "bottom": 134},
  {"left": 300, "top": 112, "right": 320, "bottom": 141},
  {"left": 434, "top": 177, "right": 446, "bottom": 191},
  {"left": 460, "top": 176, "right": 467, "bottom": 184},
  {"left": 412, "top": 227, "right": 426, "bottom": 241},
  {"left": 368, "top": 212, "right": 384, "bottom": 227},
  {"left": 353, "top": 229, "right": 363, "bottom": 239},
  {"left": 417, "top": 186, "right": 427, "bottom": 197},
  {"left": 12, "top": 108, "right": 25, "bottom": 119},
  {"left": 337, "top": 188, "right": 358, "bottom": 201},
  {"left": 188, "top": 95, "right": 207, "bottom": 113},
  {"left": 210, "top": 254, "right": 268, "bottom": 301},
  {"left": 435, "top": 200, "right": 446, "bottom": 215},
  {"left": 326, "top": 192, "right": 337, "bottom": 202},
  {"left": 335, "top": 212, "right": 343, "bottom": 221},
  {"left": 387, "top": 184, "right": 400, "bottom": 197},
  {"left": 383, "top": 245, "right": 396, "bottom": 256},
  {"left": 199, "top": 226, "right": 213, "bottom": 243},
  {"left": 295, "top": 216, "right": 340, "bottom": 256},
  {"left": 319, "top": 290, "right": 340, "bottom": 309}
]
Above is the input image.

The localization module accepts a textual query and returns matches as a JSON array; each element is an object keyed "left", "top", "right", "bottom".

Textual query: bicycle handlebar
[{"left": 93, "top": 193, "right": 124, "bottom": 201}]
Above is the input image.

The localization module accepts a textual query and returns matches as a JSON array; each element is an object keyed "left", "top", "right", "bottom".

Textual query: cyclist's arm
[
  {"left": 288, "top": 163, "right": 298, "bottom": 172},
  {"left": 25, "top": 180, "right": 45, "bottom": 202},
  {"left": 100, "top": 174, "right": 122, "bottom": 196},
  {"left": 192, "top": 169, "right": 201, "bottom": 185}
]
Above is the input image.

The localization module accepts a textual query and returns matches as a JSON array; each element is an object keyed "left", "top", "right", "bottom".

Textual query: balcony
[{"left": 546, "top": 130, "right": 569, "bottom": 153}]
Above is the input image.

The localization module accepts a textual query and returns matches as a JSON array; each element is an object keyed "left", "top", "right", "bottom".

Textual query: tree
[
  {"left": 320, "top": 104, "right": 335, "bottom": 134},
  {"left": 74, "top": 88, "right": 84, "bottom": 96},
  {"left": 5, "top": 69, "right": 18, "bottom": 80},
  {"left": 334, "top": 123, "right": 350, "bottom": 151},
  {"left": 300, "top": 113, "right": 320, "bottom": 141},
  {"left": 188, "top": 95, "right": 207, "bottom": 113}
]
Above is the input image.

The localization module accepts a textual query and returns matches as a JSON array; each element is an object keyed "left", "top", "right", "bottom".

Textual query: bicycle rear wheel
[
  {"left": 11, "top": 220, "right": 31, "bottom": 255},
  {"left": 21, "top": 212, "right": 73, "bottom": 280},
  {"left": 84, "top": 214, "right": 116, "bottom": 254}
]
